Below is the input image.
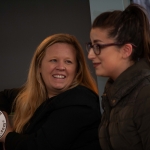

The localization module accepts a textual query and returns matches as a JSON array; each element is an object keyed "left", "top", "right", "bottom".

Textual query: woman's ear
[{"left": 121, "top": 44, "right": 133, "bottom": 58}]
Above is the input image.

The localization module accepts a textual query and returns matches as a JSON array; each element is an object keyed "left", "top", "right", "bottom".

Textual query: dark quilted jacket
[{"left": 99, "top": 59, "right": 150, "bottom": 150}]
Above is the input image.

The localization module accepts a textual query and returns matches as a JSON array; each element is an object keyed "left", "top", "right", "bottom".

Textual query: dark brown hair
[{"left": 92, "top": 3, "right": 150, "bottom": 62}]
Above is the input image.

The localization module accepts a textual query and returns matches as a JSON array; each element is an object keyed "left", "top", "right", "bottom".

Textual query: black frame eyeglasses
[{"left": 86, "top": 42, "right": 124, "bottom": 55}]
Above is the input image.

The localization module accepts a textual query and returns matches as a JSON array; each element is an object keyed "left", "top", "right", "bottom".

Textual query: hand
[{"left": 0, "top": 111, "right": 13, "bottom": 143}]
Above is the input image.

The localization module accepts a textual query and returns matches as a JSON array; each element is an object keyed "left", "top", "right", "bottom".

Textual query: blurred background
[{"left": 1, "top": 0, "right": 149, "bottom": 112}]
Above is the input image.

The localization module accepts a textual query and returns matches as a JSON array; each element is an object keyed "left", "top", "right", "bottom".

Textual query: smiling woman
[
  {"left": 39, "top": 42, "right": 77, "bottom": 97},
  {"left": 0, "top": 33, "right": 101, "bottom": 150}
]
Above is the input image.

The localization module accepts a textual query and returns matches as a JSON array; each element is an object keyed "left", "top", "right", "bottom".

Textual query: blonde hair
[{"left": 13, "top": 33, "right": 98, "bottom": 133}]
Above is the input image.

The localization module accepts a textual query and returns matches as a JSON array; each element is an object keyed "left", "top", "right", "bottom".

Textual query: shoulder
[
  {"left": 133, "top": 77, "right": 150, "bottom": 115},
  {"left": 53, "top": 85, "right": 100, "bottom": 109},
  {"left": 70, "top": 85, "right": 98, "bottom": 95},
  {"left": 136, "top": 82, "right": 150, "bottom": 102},
  {"left": 136, "top": 76, "right": 150, "bottom": 98},
  {"left": 64, "top": 85, "right": 99, "bottom": 100}
]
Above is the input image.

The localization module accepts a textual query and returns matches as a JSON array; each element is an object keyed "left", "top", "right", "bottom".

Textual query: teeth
[{"left": 53, "top": 75, "right": 65, "bottom": 79}]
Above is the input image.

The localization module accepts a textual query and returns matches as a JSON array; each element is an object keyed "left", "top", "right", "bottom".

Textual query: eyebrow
[{"left": 93, "top": 39, "right": 102, "bottom": 43}]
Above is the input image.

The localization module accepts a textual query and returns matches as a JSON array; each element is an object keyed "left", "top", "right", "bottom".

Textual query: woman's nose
[
  {"left": 56, "top": 63, "right": 66, "bottom": 71},
  {"left": 87, "top": 49, "right": 95, "bottom": 60}
]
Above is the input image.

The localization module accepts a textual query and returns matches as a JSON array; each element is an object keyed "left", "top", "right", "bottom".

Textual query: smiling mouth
[
  {"left": 53, "top": 75, "right": 66, "bottom": 79},
  {"left": 93, "top": 63, "right": 101, "bottom": 67}
]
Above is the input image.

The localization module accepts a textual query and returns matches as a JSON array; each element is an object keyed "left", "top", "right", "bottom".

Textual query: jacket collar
[{"left": 104, "top": 59, "right": 150, "bottom": 107}]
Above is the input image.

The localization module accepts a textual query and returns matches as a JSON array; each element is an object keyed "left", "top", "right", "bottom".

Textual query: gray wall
[{"left": 0, "top": 0, "right": 96, "bottom": 90}]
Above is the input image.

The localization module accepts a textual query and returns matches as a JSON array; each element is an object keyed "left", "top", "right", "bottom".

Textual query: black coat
[
  {"left": 99, "top": 59, "right": 150, "bottom": 150},
  {"left": 0, "top": 85, "right": 101, "bottom": 150}
]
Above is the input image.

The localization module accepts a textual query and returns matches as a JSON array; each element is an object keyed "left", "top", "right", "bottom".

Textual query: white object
[{"left": 0, "top": 111, "right": 7, "bottom": 138}]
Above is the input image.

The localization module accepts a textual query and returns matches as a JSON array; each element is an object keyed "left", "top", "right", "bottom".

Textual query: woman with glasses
[{"left": 87, "top": 3, "right": 150, "bottom": 150}]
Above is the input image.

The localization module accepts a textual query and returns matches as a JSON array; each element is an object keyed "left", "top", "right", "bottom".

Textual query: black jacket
[
  {"left": 0, "top": 85, "right": 101, "bottom": 150},
  {"left": 99, "top": 59, "right": 150, "bottom": 150}
]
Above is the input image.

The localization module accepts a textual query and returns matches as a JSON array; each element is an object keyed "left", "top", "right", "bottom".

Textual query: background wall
[{"left": 0, "top": 0, "right": 96, "bottom": 90}]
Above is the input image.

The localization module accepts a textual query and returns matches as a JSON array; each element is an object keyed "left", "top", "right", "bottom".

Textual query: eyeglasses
[{"left": 86, "top": 42, "right": 124, "bottom": 55}]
